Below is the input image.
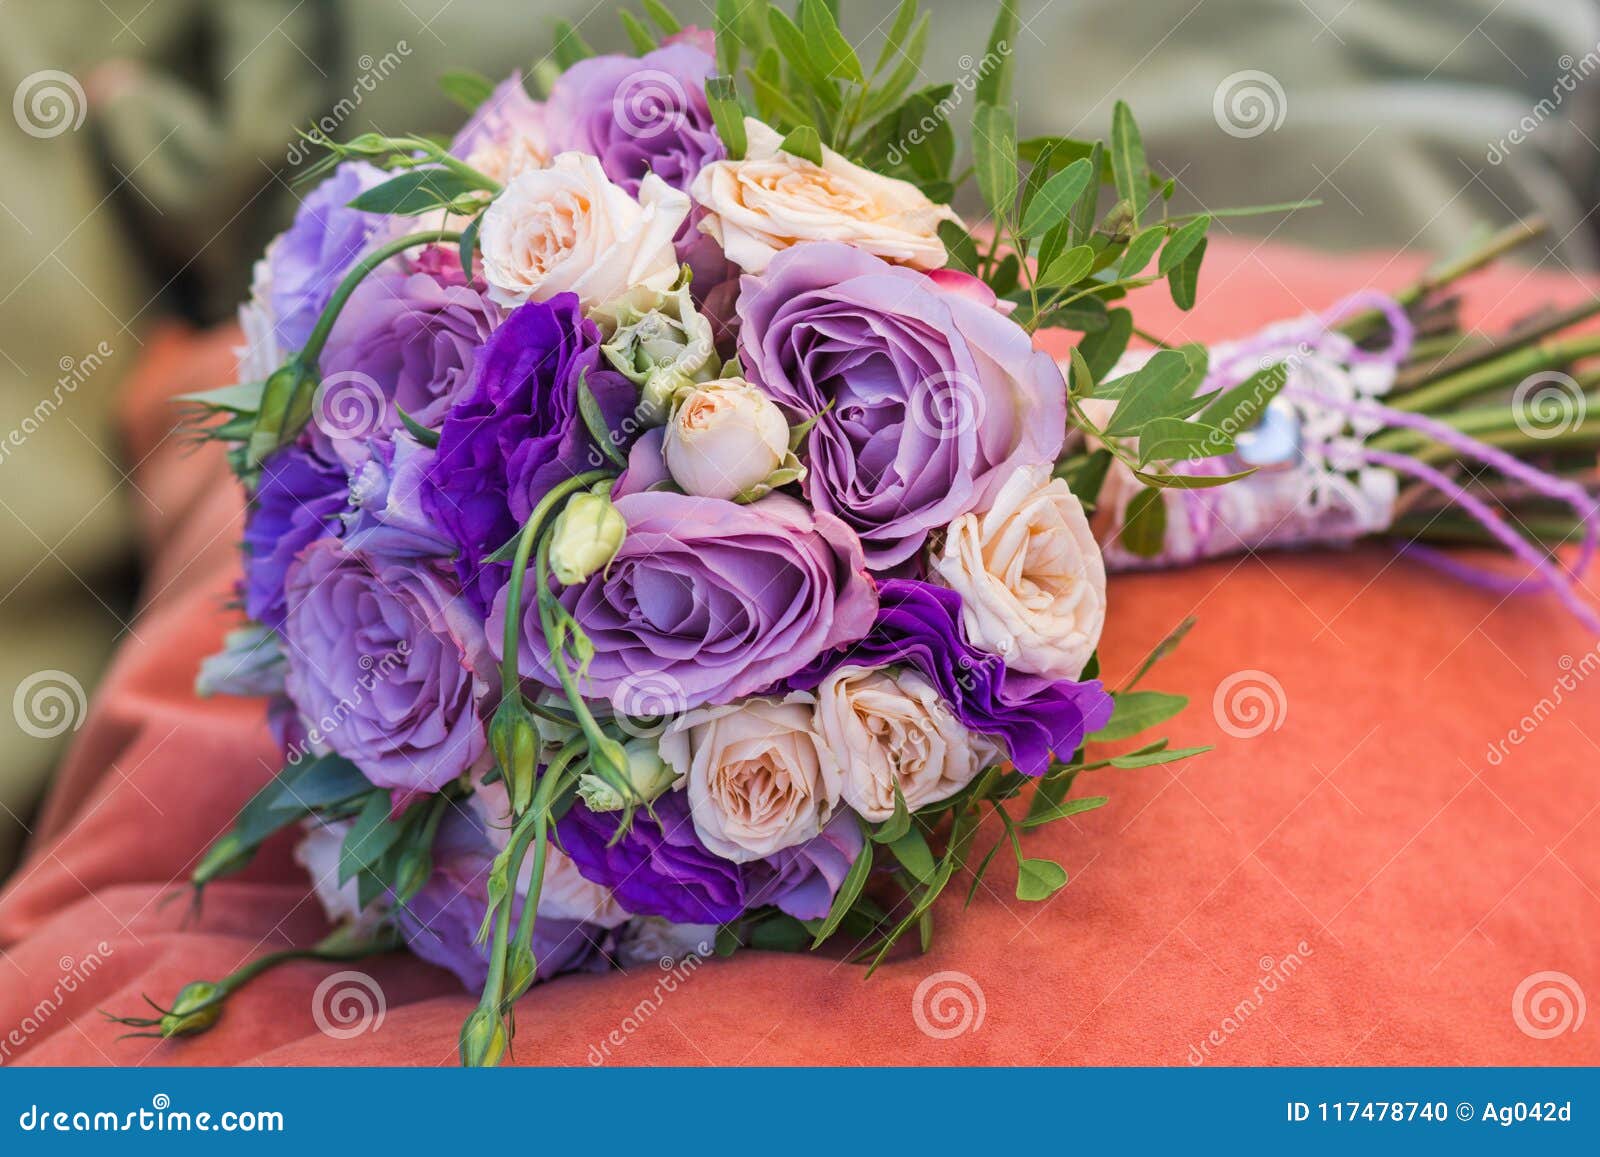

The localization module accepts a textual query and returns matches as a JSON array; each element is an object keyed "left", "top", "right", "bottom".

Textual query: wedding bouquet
[
  {"left": 122, "top": 0, "right": 1279, "bottom": 1065},
  {"left": 1082, "top": 219, "right": 1600, "bottom": 630}
]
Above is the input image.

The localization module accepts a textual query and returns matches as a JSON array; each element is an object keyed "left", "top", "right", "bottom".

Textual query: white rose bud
[
  {"left": 599, "top": 281, "right": 718, "bottom": 425},
  {"left": 932, "top": 463, "right": 1108, "bottom": 680},
  {"left": 663, "top": 379, "right": 802, "bottom": 502},
  {"left": 577, "top": 737, "right": 678, "bottom": 812},
  {"left": 549, "top": 488, "right": 626, "bottom": 585}
]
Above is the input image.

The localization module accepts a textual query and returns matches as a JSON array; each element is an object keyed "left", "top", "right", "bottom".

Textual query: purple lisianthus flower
[
  {"left": 398, "top": 808, "right": 611, "bottom": 991},
  {"left": 343, "top": 432, "right": 455, "bottom": 559},
  {"left": 496, "top": 491, "right": 878, "bottom": 711},
  {"left": 738, "top": 242, "right": 1068, "bottom": 568},
  {"left": 242, "top": 441, "right": 350, "bottom": 629},
  {"left": 744, "top": 812, "right": 864, "bottom": 920},
  {"left": 785, "top": 579, "right": 1113, "bottom": 775},
  {"left": 282, "top": 539, "right": 489, "bottom": 794},
  {"left": 546, "top": 44, "right": 722, "bottom": 206},
  {"left": 421, "top": 294, "right": 639, "bottom": 613},
  {"left": 556, "top": 790, "right": 745, "bottom": 924},
  {"left": 262, "top": 161, "right": 390, "bottom": 352},
  {"left": 313, "top": 263, "right": 500, "bottom": 453}
]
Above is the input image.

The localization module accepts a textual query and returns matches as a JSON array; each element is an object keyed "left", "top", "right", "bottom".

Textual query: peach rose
[
  {"left": 931, "top": 463, "right": 1107, "bottom": 680},
  {"left": 479, "top": 151, "right": 688, "bottom": 310},
  {"left": 662, "top": 693, "right": 840, "bottom": 862},
  {"left": 689, "top": 118, "right": 958, "bottom": 273},
  {"left": 663, "top": 378, "right": 798, "bottom": 500}
]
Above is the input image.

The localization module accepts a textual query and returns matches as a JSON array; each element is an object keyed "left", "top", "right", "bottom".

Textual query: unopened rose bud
[
  {"left": 577, "top": 738, "right": 677, "bottom": 812},
  {"left": 490, "top": 700, "right": 540, "bottom": 812},
  {"left": 663, "top": 379, "right": 800, "bottom": 501},
  {"left": 161, "top": 981, "right": 224, "bottom": 1038},
  {"left": 548, "top": 490, "right": 626, "bottom": 586},
  {"left": 600, "top": 281, "right": 717, "bottom": 425},
  {"left": 459, "top": 1006, "right": 508, "bottom": 1067}
]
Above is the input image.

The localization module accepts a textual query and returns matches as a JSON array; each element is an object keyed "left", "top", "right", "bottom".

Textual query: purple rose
[
  {"left": 744, "top": 812, "right": 865, "bottom": 920},
  {"left": 263, "top": 161, "right": 389, "bottom": 352},
  {"left": 342, "top": 432, "right": 455, "bottom": 560},
  {"left": 242, "top": 441, "right": 349, "bottom": 629},
  {"left": 420, "top": 294, "right": 639, "bottom": 613},
  {"left": 785, "top": 579, "right": 1113, "bottom": 775},
  {"left": 546, "top": 44, "right": 722, "bottom": 206},
  {"left": 737, "top": 242, "right": 1068, "bottom": 567},
  {"left": 496, "top": 491, "right": 878, "bottom": 711},
  {"left": 282, "top": 539, "right": 488, "bottom": 794},
  {"left": 450, "top": 72, "right": 547, "bottom": 179},
  {"left": 556, "top": 790, "right": 745, "bottom": 924},
  {"left": 313, "top": 262, "right": 500, "bottom": 451},
  {"left": 398, "top": 808, "right": 611, "bottom": 991}
]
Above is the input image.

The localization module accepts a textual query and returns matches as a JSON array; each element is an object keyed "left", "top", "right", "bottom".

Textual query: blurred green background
[{"left": 1, "top": 0, "right": 1597, "bottom": 872}]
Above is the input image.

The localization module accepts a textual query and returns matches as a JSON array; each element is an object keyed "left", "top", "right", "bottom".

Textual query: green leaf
[
  {"left": 1160, "top": 214, "right": 1211, "bottom": 275},
  {"left": 1137, "top": 416, "right": 1233, "bottom": 467},
  {"left": 1110, "top": 101, "right": 1148, "bottom": 227},
  {"left": 1196, "top": 363, "right": 1289, "bottom": 444},
  {"left": 779, "top": 124, "right": 823, "bottom": 166},
  {"left": 972, "top": 102, "right": 1018, "bottom": 219},
  {"left": 1110, "top": 745, "right": 1212, "bottom": 769},
  {"left": 1076, "top": 308, "right": 1134, "bottom": 381},
  {"left": 1168, "top": 237, "right": 1206, "bottom": 310},
  {"left": 1020, "top": 796, "right": 1110, "bottom": 830},
  {"left": 889, "top": 827, "right": 936, "bottom": 883},
  {"left": 458, "top": 211, "right": 482, "bottom": 281},
  {"left": 395, "top": 406, "right": 441, "bottom": 449},
  {"left": 641, "top": 0, "right": 682, "bottom": 34},
  {"left": 338, "top": 791, "right": 407, "bottom": 885},
  {"left": 872, "top": 788, "right": 911, "bottom": 843},
  {"left": 348, "top": 168, "right": 491, "bottom": 215},
  {"left": 1068, "top": 140, "right": 1105, "bottom": 247},
  {"left": 799, "top": 0, "right": 863, "bottom": 84},
  {"left": 1019, "top": 158, "right": 1095, "bottom": 238},
  {"left": 1119, "top": 486, "right": 1167, "bottom": 558},
  {"left": 1124, "top": 615, "right": 1197, "bottom": 689},
  {"left": 176, "top": 379, "right": 266, "bottom": 414},
  {"left": 939, "top": 219, "right": 980, "bottom": 275},
  {"left": 1120, "top": 226, "right": 1166, "bottom": 277},
  {"left": 576, "top": 372, "right": 626, "bottom": 467},
  {"left": 1091, "top": 690, "right": 1188, "bottom": 742},
  {"left": 1016, "top": 858, "right": 1069, "bottom": 901},
  {"left": 974, "top": 0, "right": 1019, "bottom": 108},
  {"left": 1038, "top": 244, "right": 1096, "bottom": 288},
  {"left": 551, "top": 21, "right": 596, "bottom": 70},
  {"left": 964, "top": 837, "right": 1005, "bottom": 907},
  {"left": 438, "top": 70, "right": 496, "bottom": 112},
  {"left": 1102, "top": 349, "right": 1195, "bottom": 436},
  {"left": 859, "top": 14, "right": 930, "bottom": 122},
  {"left": 874, "top": 0, "right": 920, "bottom": 76},
  {"left": 811, "top": 832, "right": 873, "bottom": 946},
  {"left": 619, "top": 10, "right": 658, "bottom": 53},
  {"left": 767, "top": 8, "right": 830, "bottom": 97},
  {"left": 1133, "top": 464, "right": 1255, "bottom": 490},
  {"left": 1057, "top": 447, "right": 1114, "bottom": 508},
  {"left": 705, "top": 75, "right": 748, "bottom": 160}
]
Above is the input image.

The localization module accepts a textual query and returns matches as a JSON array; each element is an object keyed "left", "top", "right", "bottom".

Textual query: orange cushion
[{"left": 1, "top": 239, "right": 1596, "bottom": 1066}]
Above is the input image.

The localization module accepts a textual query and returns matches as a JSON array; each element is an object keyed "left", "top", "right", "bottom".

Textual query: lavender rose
[
  {"left": 313, "top": 259, "right": 500, "bottom": 451},
  {"left": 785, "top": 579, "right": 1113, "bottom": 776},
  {"left": 421, "top": 293, "right": 639, "bottom": 613},
  {"left": 242, "top": 440, "right": 349, "bottom": 629},
  {"left": 342, "top": 432, "right": 455, "bottom": 560},
  {"left": 282, "top": 539, "right": 488, "bottom": 794},
  {"left": 556, "top": 789, "right": 745, "bottom": 925},
  {"left": 737, "top": 242, "right": 1068, "bottom": 567},
  {"left": 497, "top": 491, "right": 878, "bottom": 711},
  {"left": 450, "top": 71, "right": 548, "bottom": 183},
  {"left": 397, "top": 808, "right": 611, "bottom": 990},
  {"left": 260, "top": 161, "right": 390, "bottom": 352},
  {"left": 744, "top": 811, "right": 865, "bottom": 920}
]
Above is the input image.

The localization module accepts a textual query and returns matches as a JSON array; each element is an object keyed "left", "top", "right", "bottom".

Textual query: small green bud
[
  {"left": 504, "top": 943, "right": 539, "bottom": 1003},
  {"left": 549, "top": 491, "right": 626, "bottom": 586},
  {"left": 393, "top": 846, "right": 432, "bottom": 903},
  {"left": 160, "top": 981, "right": 224, "bottom": 1038},
  {"left": 192, "top": 831, "right": 251, "bottom": 886},
  {"left": 490, "top": 700, "right": 539, "bottom": 813},
  {"left": 577, "top": 738, "right": 676, "bottom": 812},
  {"left": 459, "top": 1006, "right": 508, "bottom": 1067}
]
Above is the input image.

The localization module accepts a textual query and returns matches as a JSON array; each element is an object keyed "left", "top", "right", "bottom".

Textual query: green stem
[
  {"left": 299, "top": 229, "right": 463, "bottom": 367},
  {"left": 1390, "top": 334, "right": 1600, "bottom": 414}
]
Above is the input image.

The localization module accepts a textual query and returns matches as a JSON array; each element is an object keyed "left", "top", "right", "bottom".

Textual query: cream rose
[
  {"left": 932, "top": 463, "right": 1107, "bottom": 680},
  {"left": 815, "top": 664, "right": 995, "bottom": 821},
  {"left": 689, "top": 118, "right": 958, "bottom": 273},
  {"left": 663, "top": 378, "right": 797, "bottom": 500},
  {"left": 479, "top": 152, "right": 688, "bottom": 310},
  {"left": 468, "top": 785, "right": 628, "bottom": 928},
  {"left": 662, "top": 693, "right": 840, "bottom": 862}
]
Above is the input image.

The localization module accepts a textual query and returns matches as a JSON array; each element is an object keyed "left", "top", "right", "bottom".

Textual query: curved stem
[{"left": 299, "top": 228, "right": 463, "bottom": 366}]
